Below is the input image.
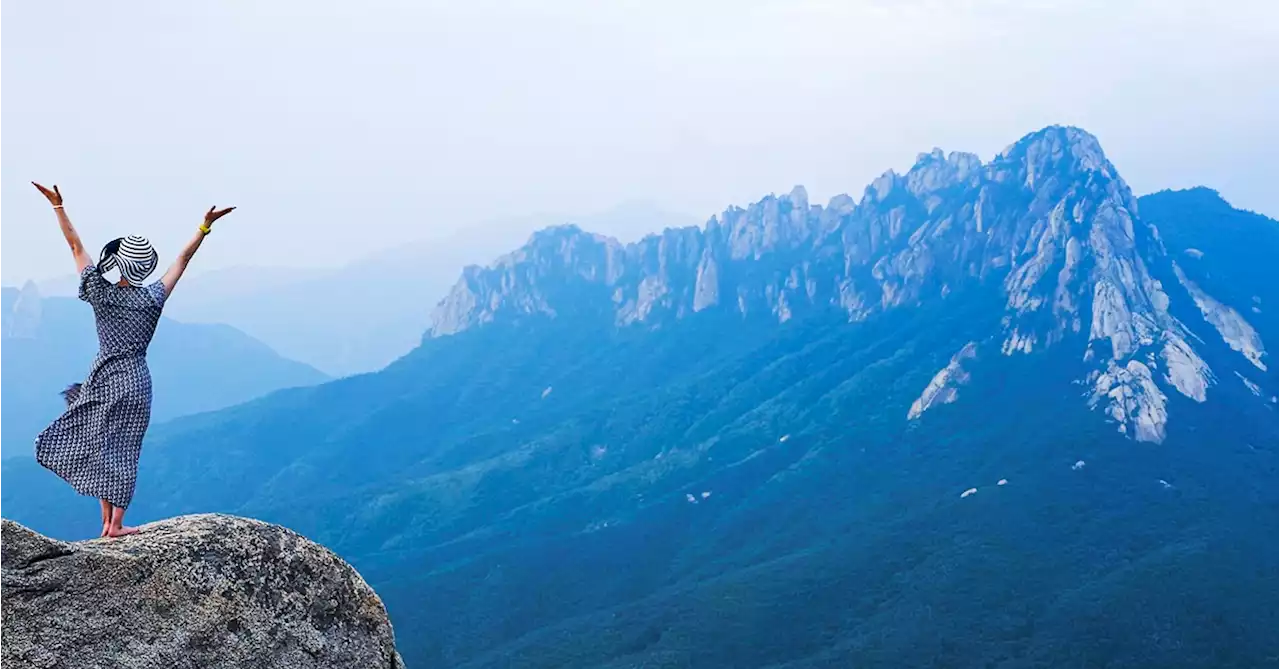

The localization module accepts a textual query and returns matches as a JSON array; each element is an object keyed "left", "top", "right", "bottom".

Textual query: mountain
[
  {"left": 157, "top": 254, "right": 441, "bottom": 379},
  {"left": 0, "top": 283, "right": 328, "bottom": 458},
  {"left": 3, "top": 127, "right": 1275, "bottom": 668},
  {"left": 432, "top": 129, "right": 1275, "bottom": 442},
  {"left": 149, "top": 201, "right": 700, "bottom": 377}
]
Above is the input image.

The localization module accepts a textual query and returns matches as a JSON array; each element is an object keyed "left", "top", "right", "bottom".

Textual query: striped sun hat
[{"left": 99, "top": 235, "right": 159, "bottom": 285}]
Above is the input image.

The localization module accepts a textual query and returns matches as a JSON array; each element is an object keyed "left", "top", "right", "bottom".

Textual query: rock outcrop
[
  {"left": 908, "top": 342, "right": 978, "bottom": 420},
  {"left": 1, "top": 514, "right": 404, "bottom": 669}
]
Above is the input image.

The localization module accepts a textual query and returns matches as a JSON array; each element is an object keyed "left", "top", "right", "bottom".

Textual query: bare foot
[
  {"left": 100, "top": 523, "right": 110, "bottom": 538},
  {"left": 106, "top": 525, "right": 139, "bottom": 538}
]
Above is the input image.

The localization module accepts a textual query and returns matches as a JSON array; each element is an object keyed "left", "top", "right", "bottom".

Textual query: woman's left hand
[{"left": 203, "top": 205, "right": 236, "bottom": 230}]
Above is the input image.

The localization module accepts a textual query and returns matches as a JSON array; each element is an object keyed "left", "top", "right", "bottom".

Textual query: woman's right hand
[
  {"left": 33, "top": 182, "right": 64, "bottom": 207},
  {"left": 37, "top": 182, "right": 90, "bottom": 272}
]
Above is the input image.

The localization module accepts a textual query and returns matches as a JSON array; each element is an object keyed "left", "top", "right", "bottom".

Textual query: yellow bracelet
[{"left": 198, "top": 224, "right": 212, "bottom": 235}]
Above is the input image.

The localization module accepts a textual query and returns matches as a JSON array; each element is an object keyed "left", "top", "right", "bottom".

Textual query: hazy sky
[{"left": 4, "top": 0, "right": 1276, "bottom": 284}]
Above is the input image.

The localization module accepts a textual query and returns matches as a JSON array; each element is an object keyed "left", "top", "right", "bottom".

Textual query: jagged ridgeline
[
  {"left": 432, "top": 125, "right": 1275, "bottom": 442},
  {"left": 3, "top": 126, "right": 1275, "bottom": 668}
]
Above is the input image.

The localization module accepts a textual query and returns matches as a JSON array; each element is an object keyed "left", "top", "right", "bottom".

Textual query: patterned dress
[{"left": 35, "top": 264, "right": 167, "bottom": 508}]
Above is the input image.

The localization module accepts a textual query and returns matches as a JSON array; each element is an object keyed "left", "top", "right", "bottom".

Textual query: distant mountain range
[
  {"left": 0, "top": 283, "right": 328, "bottom": 459},
  {"left": 3, "top": 127, "right": 1275, "bottom": 668},
  {"left": 18, "top": 202, "right": 699, "bottom": 377}
]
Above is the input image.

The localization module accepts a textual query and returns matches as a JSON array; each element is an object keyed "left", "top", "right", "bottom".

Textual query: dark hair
[
  {"left": 61, "top": 383, "right": 83, "bottom": 406},
  {"left": 98, "top": 238, "right": 124, "bottom": 273}
]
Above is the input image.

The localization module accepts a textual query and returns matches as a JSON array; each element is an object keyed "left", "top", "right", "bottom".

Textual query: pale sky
[{"left": 3, "top": 0, "right": 1277, "bottom": 285}]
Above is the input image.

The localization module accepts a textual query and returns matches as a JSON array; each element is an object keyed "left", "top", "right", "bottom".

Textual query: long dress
[{"left": 35, "top": 264, "right": 167, "bottom": 509}]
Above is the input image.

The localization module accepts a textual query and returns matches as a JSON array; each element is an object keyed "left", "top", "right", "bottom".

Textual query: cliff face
[{"left": 1, "top": 514, "right": 404, "bottom": 669}]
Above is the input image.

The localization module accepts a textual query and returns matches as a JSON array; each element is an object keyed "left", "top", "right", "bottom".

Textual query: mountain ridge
[{"left": 428, "top": 125, "right": 1273, "bottom": 443}]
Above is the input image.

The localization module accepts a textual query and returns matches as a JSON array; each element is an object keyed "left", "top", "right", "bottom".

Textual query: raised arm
[
  {"left": 33, "top": 183, "right": 92, "bottom": 273},
  {"left": 159, "top": 205, "right": 235, "bottom": 297}
]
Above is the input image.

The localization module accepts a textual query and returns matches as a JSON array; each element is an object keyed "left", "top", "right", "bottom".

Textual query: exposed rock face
[
  {"left": 1, "top": 514, "right": 404, "bottom": 669},
  {"left": 426, "top": 126, "right": 1268, "bottom": 443},
  {"left": 1236, "top": 371, "right": 1262, "bottom": 396},
  {"left": 908, "top": 342, "right": 978, "bottom": 420},
  {"left": 1088, "top": 359, "right": 1169, "bottom": 443},
  {"left": 1172, "top": 261, "right": 1267, "bottom": 371}
]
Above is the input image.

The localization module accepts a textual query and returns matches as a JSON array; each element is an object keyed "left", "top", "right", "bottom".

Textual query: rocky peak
[
  {"left": 431, "top": 225, "right": 630, "bottom": 336},
  {"left": 4, "top": 280, "right": 43, "bottom": 339},
  {"left": 996, "top": 125, "right": 1118, "bottom": 189},
  {"left": 1, "top": 514, "right": 404, "bottom": 669},
  {"left": 904, "top": 149, "right": 982, "bottom": 197},
  {"left": 863, "top": 170, "right": 903, "bottom": 204},
  {"left": 711, "top": 185, "right": 817, "bottom": 261}
]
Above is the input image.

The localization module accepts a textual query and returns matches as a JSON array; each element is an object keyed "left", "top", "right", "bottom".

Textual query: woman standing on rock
[{"left": 31, "top": 182, "right": 235, "bottom": 538}]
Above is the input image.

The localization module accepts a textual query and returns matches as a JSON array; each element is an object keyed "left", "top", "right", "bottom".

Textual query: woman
[{"left": 31, "top": 182, "right": 235, "bottom": 538}]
